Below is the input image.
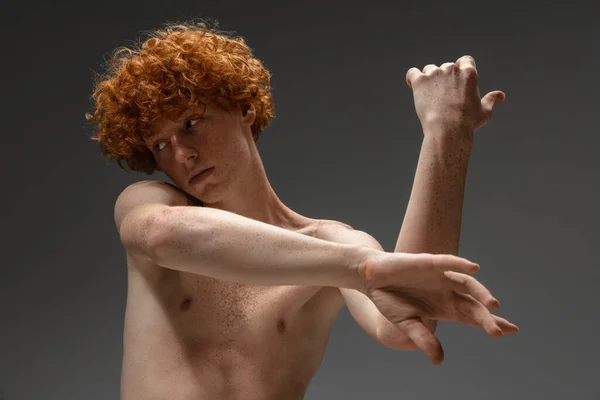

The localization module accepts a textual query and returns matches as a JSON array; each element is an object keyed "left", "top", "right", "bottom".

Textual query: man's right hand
[{"left": 360, "top": 252, "right": 519, "bottom": 365}]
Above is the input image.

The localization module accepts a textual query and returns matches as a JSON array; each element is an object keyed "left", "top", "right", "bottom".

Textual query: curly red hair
[{"left": 86, "top": 22, "right": 275, "bottom": 174}]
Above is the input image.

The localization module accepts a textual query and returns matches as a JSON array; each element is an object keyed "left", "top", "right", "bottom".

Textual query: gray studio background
[{"left": 2, "top": 0, "right": 598, "bottom": 399}]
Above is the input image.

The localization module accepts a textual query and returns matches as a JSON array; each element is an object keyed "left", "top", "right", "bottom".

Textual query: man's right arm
[
  {"left": 115, "top": 180, "right": 371, "bottom": 291},
  {"left": 115, "top": 180, "right": 511, "bottom": 364}
]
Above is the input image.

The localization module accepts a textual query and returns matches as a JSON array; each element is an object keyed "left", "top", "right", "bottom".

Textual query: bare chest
[
  {"left": 125, "top": 264, "right": 344, "bottom": 349},
  {"left": 173, "top": 272, "right": 343, "bottom": 341}
]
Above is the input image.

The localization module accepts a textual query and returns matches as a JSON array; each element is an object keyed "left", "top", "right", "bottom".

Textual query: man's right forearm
[{"left": 142, "top": 206, "right": 371, "bottom": 290}]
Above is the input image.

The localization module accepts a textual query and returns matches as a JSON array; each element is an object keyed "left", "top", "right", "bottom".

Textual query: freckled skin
[
  {"left": 122, "top": 217, "right": 354, "bottom": 400},
  {"left": 119, "top": 58, "right": 514, "bottom": 399},
  {"left": 121, "top": 99, "right": 368, "bottom": 400}
]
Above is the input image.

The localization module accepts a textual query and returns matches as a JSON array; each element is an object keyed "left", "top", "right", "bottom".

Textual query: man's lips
[{"left": 189, "top": 167, "right": 214, "bottom": 184}]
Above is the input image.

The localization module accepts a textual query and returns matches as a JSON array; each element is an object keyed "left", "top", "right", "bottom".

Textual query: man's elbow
[{"left": 119, "top": 205, "right": 173, "bottom": 260}]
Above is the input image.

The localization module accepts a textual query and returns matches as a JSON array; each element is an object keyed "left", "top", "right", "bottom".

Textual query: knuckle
[
  {"left": 460, "top": 275, "right": 473, "bottom": 286},
  {"left": 464, "top": 71, "right": 479, "bottom": 83},
  {"left": 406, "top": 68, "right": 423, "bottom": 86},
  {"left": 435, "top": 253, "right": 453, "bottom": 266},
  {"left": 411, "top": 74, "right": 425, "bottom": 86},
  {"left": 462, "top": 65, "right": 477, "bottom": 74},
  {"left": 423, "top": 64, "right": 439, "bottom": 74},
  {"left": 461, "top": 277, "right": 472, "bottom": 287},
  {"left": 441, "top": 62, "right": 458, "bottom": 71}
]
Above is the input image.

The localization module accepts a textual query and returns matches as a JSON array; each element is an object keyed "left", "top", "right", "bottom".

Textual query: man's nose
[{"left": 171, "top": 135, "right": 197, "bottom": 164}]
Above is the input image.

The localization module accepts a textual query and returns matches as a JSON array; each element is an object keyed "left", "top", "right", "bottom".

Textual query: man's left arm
[
  {"left": 340, "top": 56, "right": 507, "bottom": 350},
  {"left": 338, "top": 130, "right": 473, "bottom": 350}
]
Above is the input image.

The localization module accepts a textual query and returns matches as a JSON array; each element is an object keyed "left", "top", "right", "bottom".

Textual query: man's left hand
[{"left": 405, "top": 55, "right": 505, "bottom": 136}]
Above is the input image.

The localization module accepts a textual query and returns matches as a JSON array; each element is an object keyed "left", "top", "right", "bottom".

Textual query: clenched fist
[{"left": 406, "top": 55, "right": 505, "bottom": 135}]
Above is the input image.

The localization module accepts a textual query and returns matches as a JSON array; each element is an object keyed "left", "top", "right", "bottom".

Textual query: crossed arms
[
  {"left": 322, "top": 129, "right": 473, "bottom": 350},
  {"left": 116, "top": 56, "right": 516, "bottom": 363},
  {"left": 115, "top": 126, "right": 474, "bottom": 354}
]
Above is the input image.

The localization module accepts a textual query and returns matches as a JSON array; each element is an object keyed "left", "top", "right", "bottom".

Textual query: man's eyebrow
[
  {"left": 146, "top": 105, "right": 206, "bottom": 141},
  {"left": 148, "top": 120, "right": 176, "bottom": 140},
  {"left": 145, "top": 131, "right": 164, "bottom": 145}
]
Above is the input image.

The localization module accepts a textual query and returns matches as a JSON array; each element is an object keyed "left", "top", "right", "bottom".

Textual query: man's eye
[
  {"left": 154, "top": 142, "right": 167, "bottom": 152},
  {"left": 185, "top": 118, "right": 200, "bottom": 130}
]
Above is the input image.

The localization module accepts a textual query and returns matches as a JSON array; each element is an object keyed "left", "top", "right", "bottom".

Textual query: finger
[
  {"left": 440, "top": 62, "right": 459, "bottom": 73},
  {"left": 431, "top": 254, "right": 480, "bottom": 275},
  {"left": 481, "top": 90, "right": 506, "bottom": 115},
  {"left": 422, "top": 64, "right": 438, "bottom": 74},
  {"left": 493, "top": 315, "right": 519, "bottom": 334},
  {"left": 454, "top": 304, "right": 519, "bottom": 335},
  {"left": 453, "top": 291, "right": 503, "bottom": 338},
  {"left": 443, "top": 270, "right": 499, "bottom": 310},
  {"left": 406, "top": 67, "right": 422, "bottom": 89},
  {"left": 459, "top": 312, "right": 517, "bottom": 330},
  {"left": 456, "top": 55, "right": 478, "bottom": 83},
  {"left": 456, "top": 55, "right": 476, "bottom": 69},
  {"left": 377, "top": 317, "right": 420, "bottom": 351},
  {"left": 399, "top": 318, "right": 444, "bottom": 365}
]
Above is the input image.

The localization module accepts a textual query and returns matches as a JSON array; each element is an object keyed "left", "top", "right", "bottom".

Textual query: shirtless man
[{"left": 87, "top": 23, "right": 518, "bottom": 400}]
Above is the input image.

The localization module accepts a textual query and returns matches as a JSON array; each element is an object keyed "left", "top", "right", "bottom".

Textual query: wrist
[
  {"left": 422, "top": 127, "right": 474, "bottom": 155},
  {"left": 422, "top": 118, "right": 475, "bottom": 143},
  {"left": 351, "top": 245, "right": 381, "bottom": 294}
]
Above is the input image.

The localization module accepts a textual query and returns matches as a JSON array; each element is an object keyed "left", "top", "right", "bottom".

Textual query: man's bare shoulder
[
  {"left": 316, "top": 219, "right": 384, "bottom": 251},
  {"left": 114, "top": 180, "right": 200, "bottom": 230}
]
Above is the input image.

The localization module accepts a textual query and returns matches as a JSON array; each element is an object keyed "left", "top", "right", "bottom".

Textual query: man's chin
[{"left": 189, "top": 183, "right": 221, "bottom": 205}]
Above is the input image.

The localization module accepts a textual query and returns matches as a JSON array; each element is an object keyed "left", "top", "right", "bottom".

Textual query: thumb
[
  {"left": 481, "top": 90, "right": 506, "bottom": 114},
  {"left": 400, "top": 318, "right": 444, "bottom": 365}
]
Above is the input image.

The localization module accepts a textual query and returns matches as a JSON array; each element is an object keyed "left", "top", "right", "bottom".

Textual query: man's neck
[{"left": 205, "top": 161, "right": 309, "bottom": 231}]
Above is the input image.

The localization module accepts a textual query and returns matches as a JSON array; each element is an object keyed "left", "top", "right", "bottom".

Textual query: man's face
[{"left": 145, "top": 100, "right": 256, "bottom": 202}]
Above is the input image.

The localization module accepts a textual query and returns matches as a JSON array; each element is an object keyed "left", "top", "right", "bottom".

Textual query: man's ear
[{"left": 241, "top": 102, "right": 256, "bottom": 126}]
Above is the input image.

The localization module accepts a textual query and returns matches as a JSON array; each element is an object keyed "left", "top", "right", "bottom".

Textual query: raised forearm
[
  {"left": 146, "top": 206, "right": 370, "bottom": 290},
  {"left": 369, "top": 56, "right": 503, "bottom": 348},
  {"left": 394, "top": 128, "right": 473, "bottom": 255}
]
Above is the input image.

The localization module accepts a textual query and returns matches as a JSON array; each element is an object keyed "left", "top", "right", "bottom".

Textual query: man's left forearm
[
  {"left": 366, "top": 126, "right": 474, "bottom": 346},
  {"left": 395, "top": 127, "right": 474, "bottom": 255},
  {"left": 368, "top": 57, "right": 510, "bottom": 350}
]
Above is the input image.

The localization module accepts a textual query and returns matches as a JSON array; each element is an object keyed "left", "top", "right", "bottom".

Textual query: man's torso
[{"left": 121, "top": 216, "right": 357, "bottom": 400}]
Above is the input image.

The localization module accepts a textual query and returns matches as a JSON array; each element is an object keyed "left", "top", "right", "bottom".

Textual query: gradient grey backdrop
[{"left": 2, "top": 0, "right": 598, "bottom": 399}]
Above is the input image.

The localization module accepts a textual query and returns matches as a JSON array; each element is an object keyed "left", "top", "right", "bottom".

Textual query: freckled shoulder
[
  {"left": 113, "top": 180, "right": 202, "bottom": 231},
  {"left": 315, "top": 219, "right": 384, "bottom": 251}
]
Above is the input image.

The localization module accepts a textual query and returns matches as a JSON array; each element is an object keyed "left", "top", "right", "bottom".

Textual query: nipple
[
  {"left": 276, "top": 318, "right": 286, "bottom": 334},
  {"left": 180, "top": 296, "right": 193, "bottom": 312}
]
